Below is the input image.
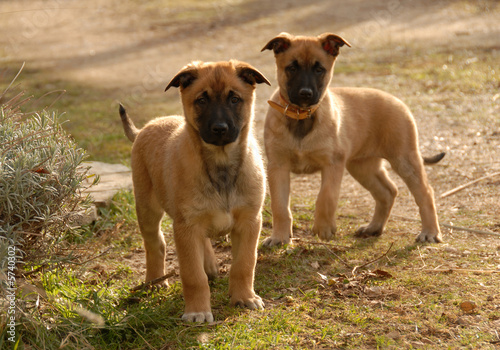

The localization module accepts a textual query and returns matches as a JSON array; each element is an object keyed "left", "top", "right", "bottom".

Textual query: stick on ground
[
  {"left": 351, "top": 242, "right": 394, "bottom": 276},
  {"left": 392, "top": 215, "right": 500, "bottom": 237},
  {"left": 131, "top": 271, "right": 176, "bottom": 292},
  {"left": 440, "top": 172, "right": 500, "bottom": 198}
]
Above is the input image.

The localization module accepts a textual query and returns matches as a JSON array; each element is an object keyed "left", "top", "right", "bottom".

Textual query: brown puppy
[
  {"left": 119, "top": 60, "right": 270, "bottom": 322},
  {"left": 261, "top": 32, "right": 444, "bottom": 246}
]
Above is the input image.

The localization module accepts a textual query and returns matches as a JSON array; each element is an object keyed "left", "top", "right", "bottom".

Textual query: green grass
[
  {"left": 6, "top": 188, "right": 499, "bottom": 349},
  {"left": 0, "top": 65, "right": 181, "bottom": 163},
  {"left": 337, "top": 48, "right": 499, "bottom": 96}
]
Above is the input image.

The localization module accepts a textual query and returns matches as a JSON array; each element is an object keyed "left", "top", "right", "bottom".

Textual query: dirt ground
[{"left": 1, "top": 0, "right": 498, "bottom": 120}]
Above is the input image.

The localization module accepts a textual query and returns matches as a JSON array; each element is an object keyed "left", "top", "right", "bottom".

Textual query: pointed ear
[
  {"left": 235, "top": 62, "right": 271, "bottom": 86},
  {"left": 261, "top": 32, "right": 293, "bottom": 54},
  {"left": 319, "top": 33, "right": 351, "bottom": 57},
  {"left": 165, "top": 65, "right": 198, "bottom": 91}
]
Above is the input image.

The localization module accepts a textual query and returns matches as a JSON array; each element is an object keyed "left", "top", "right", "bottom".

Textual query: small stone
[
  {"left": 310, "top": 261, "right": 320, "bottom": 269},
  {"left": 386, "top": 330, "right": 401, "bottom": 340},
  {"left": 70, "top": 205, "right": 98, "bottom": 227}
]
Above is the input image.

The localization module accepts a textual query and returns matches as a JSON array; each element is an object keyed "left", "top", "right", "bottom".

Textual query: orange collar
[{"left": 267, "top": 94, "right": 319, "bottom": 120}]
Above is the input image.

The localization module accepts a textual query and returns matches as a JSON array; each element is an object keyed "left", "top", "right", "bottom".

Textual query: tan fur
[
  {"left": 120, "top": 60, "right": 270, "bottom": 322},
  {"left": 262, "top": 33, "right": 443, "bottom": 246}
]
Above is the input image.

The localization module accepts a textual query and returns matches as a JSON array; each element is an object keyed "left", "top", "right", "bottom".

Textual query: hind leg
[
  {"left": 312, "top": 163, "right": 345, "bottom": 241},
  {"left": 389, "top": 153, "right": 442, "bottom": 243},
  {"left": 203, "top": 238, "right": 218, "bottom": 280},
  {"left": 133, "top": 173, "right": 167, "bottom": 285},
  {"left": 347, "top": 158, "right": 398, "bottom": 237}
]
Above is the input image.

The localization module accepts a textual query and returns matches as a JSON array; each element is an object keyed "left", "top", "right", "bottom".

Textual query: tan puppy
[
  {"left": 119, "top": 60, "right": 270, "bottom": 322},
  {"left": 261, "top": 33, "right": 444, "bottom": 246}
]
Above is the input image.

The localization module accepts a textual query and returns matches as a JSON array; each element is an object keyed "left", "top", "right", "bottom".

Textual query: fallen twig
[
  {"left": 22, "top": 263, "right": 49, "bottom": 277},
  {"left": 440, "top": 172, "right": 500, "bottom": 198},
  {"left": 420, "top": 268, "right": 500, "bottom": 274},
  {"left": 439, "top": 223, "right": 500, "bottom": 237},
  {"left": 322, "top": 244, "right": 353, "bottom": 269},
  {"left": 297, "top": 239, "right": 350, "bottom": 250},
  {"left": 130, "top": 271, "right": 176, "bottom": 292},
  {"left": 352, "top": 242, "right": 394, "bottom": 276},
  {"left": 70, "top": 246, "right": 113, "bottom": 266},
  {"left": 392, "top": 215, "right": 500, "bottom": 237}
]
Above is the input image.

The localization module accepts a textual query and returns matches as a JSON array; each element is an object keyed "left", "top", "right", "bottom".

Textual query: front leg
[
  {"left": 173, "top": 221, "right": 213, "bottom": 323},
  {"left": 263, "top": 165, "right": 292, "bottom": 246},
  {"left": 313, "top": 163, "right": 344, "bottom": 241},
  {"left": 229, "top": 211, "right": 264, "bottom": 310}
]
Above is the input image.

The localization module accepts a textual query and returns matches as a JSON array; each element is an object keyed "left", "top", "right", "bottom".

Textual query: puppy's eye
[
  {"left": 230, "top": 96, "right": 240, "bottom": 104},
  {"left": 314, "top": 66, "right": 325, "bottom": 74},
  {"left": 286, "top": 65, "right": 297, "bottom": 74},
  {"left": 196, "top": 97, "right": 207, "bottom": 105}
]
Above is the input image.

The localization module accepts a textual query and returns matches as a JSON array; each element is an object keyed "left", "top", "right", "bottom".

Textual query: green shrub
[{"left": 0, "top": 101, "right": 93, "bottom": 262}]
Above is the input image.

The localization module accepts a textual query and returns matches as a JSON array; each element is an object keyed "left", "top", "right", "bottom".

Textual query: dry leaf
[
  {"left": 372, "top": 269, "right": 393, "bottom": 279},
  {"left": 197, "top": 333, "right": 210, "bottom": 344},
  {"left": 311, "top": 261, "right": 320, "bottom": 269},
  {"left": 317, "top": 272, "right": 328, "bottom": 281},
  {"left": 459, "top": 301, "right": 477, "bottom": 313},
  {"left": 364, "top": 286, "right": 383, "bottom": 297},
  {"left": 31, "top": 167, "right": 50, "bottom": 174}
]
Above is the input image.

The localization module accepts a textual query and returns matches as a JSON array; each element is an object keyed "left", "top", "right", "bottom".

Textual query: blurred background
[{"left": 0, "top": 0, "right": 498, "bottom": 162}]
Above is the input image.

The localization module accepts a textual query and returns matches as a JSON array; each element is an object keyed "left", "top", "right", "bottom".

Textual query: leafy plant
[
  {"left": 0, "top": 100, "right": 94, "bottom": 258},
  {"left": 0, "top": 73, "right": 96, "bottom": 347}
]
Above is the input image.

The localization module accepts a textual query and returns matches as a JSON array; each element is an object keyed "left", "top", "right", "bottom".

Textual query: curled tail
[
  {"left": 119, "top": 104, "right": 139, "bottom": 142},
  {"left": 423, "top": 152, "right": 445, "bottom": 165}
]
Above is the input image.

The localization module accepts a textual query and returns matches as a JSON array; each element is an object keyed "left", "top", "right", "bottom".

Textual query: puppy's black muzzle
[
  {"left": 199, "top": 110, "right": 239, "bottom": 146},
  {"left": 286, "top": 63, "right": 326, "bottom": 108}
]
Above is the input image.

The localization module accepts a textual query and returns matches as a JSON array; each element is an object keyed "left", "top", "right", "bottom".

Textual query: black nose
[
  {"left": 299, "top": 88, "right": 313, "bottom": 100},
  {"left": 211, "top": 122, "right": 228, "bottom": 135}
]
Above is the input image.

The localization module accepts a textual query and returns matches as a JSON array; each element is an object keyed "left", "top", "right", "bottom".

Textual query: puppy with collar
[
  {"left": 261, "top": 32, "right": 444, "bottom": 246},
  {"left": 120, "top": 60, "right": 270, "bottom": 322}
]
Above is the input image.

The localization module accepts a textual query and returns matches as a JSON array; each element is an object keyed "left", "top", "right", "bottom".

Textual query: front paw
[
  {"left": 261, "top": 236, "right": 291, "bottom": 247},
  {"left": 354, "top": 225, "right": 383, "bottom": 238},
  {"left": 231, "top": 294, "right": 265, "bottom": 310},
  {"left": 416, "top": 231, "right": 443, "bottom": 243},
  {"left": 312, "top": 222, "right": 336, "bottom": 241},
  {"left": 181, "top": 311, "right": 214, "bottom": 323}
]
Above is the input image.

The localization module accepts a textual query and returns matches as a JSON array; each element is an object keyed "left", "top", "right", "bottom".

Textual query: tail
[
  {"left": 423, "top": 152, "right": 445, "bottom": 165},
  {"left": 119, "top": 103, "right": 139, "bottom": 142}
]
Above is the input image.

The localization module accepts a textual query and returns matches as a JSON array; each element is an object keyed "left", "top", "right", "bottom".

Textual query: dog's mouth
[
  {"left": 200, "top": 128, "right": 239, "bottom": 147},
  {"left": 287, "top": 90, "right": 321, "bottom": 109}
]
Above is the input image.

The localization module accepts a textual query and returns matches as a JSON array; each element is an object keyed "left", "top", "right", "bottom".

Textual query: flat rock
[{"left": 81, "top": 161, "right": 133, "bottom": 207}]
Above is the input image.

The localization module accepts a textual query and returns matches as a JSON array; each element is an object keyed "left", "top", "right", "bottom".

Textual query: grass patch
[
  {"left": 8, "top": 189, "right": 499, "bottom": 349},
  {"left": 337, "top": 48, "right": 499, "bottom": 94},
  {"left": 0, "top": 65, "right": 181, "bottom": 163}
]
